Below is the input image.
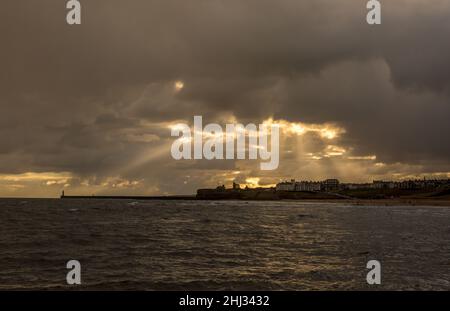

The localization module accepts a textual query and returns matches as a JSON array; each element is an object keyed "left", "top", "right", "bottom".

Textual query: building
[
  {"left": 295, "top": 181, "right": 321, "bottom": 192},
  {"left": 322, "top": 179, "right": 340, "bottom": 191},
  {"left": 371, "top": 180, "right": 396, "bottom": 189},
  {"left": 397, "top": 180, "right": 417, "bottom": 190},
  {"left": 274, "top": 177, "right": 450, "bottom": 193},
  {"left": 276, "top": 179, "right": 296, "bottom": 191},
  {"left": 276, "top": 179, "right": 324, "bottom": 192},
  {"left": 215, "top": 185, "right": 226, "bottom": 191}
]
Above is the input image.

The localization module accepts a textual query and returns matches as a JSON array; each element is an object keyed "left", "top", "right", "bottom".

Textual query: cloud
[{"left": 0, "top": 1, "right": 449, "bottom": 196}]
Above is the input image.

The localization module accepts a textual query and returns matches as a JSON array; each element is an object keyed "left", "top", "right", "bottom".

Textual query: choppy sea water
[{"left": 0, "top": 198, "right": 449, "bottom": 290}]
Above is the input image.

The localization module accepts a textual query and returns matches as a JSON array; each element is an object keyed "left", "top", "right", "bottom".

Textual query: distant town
[
  {"left": 275, "top": 178, "right": 450, "bottom": 192},
  {"left": 197, "top": 178, "right": 450, "bottom": 200},
  {"left": 60, "top": 177, "right": 450, "bottom": 202}
]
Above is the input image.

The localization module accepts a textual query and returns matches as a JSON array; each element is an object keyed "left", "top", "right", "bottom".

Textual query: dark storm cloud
[{"left": 0, "top": 0, "right": 449, "bottom": 196}]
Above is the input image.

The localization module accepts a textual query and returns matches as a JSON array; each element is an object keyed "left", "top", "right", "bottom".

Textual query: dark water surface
[{"left": 0, "top": 199, "right": 449, "bottom": 290}]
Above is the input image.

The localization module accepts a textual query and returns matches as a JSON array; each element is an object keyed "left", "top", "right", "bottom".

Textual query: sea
[{"left": 0, "top": 198, "right": 449, "bottom": 290}]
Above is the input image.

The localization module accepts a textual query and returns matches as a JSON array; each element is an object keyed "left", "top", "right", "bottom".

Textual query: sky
[{"left": 1, "top": 0, "right": 450, "bottom": 197}]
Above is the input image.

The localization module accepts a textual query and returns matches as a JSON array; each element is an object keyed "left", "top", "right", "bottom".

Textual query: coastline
[
  {"left": 287, "top": 198, "right": 450, "bottom": 207},
  {"left": 58, "top": 195, "right": 450, "bottom": 207}
]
